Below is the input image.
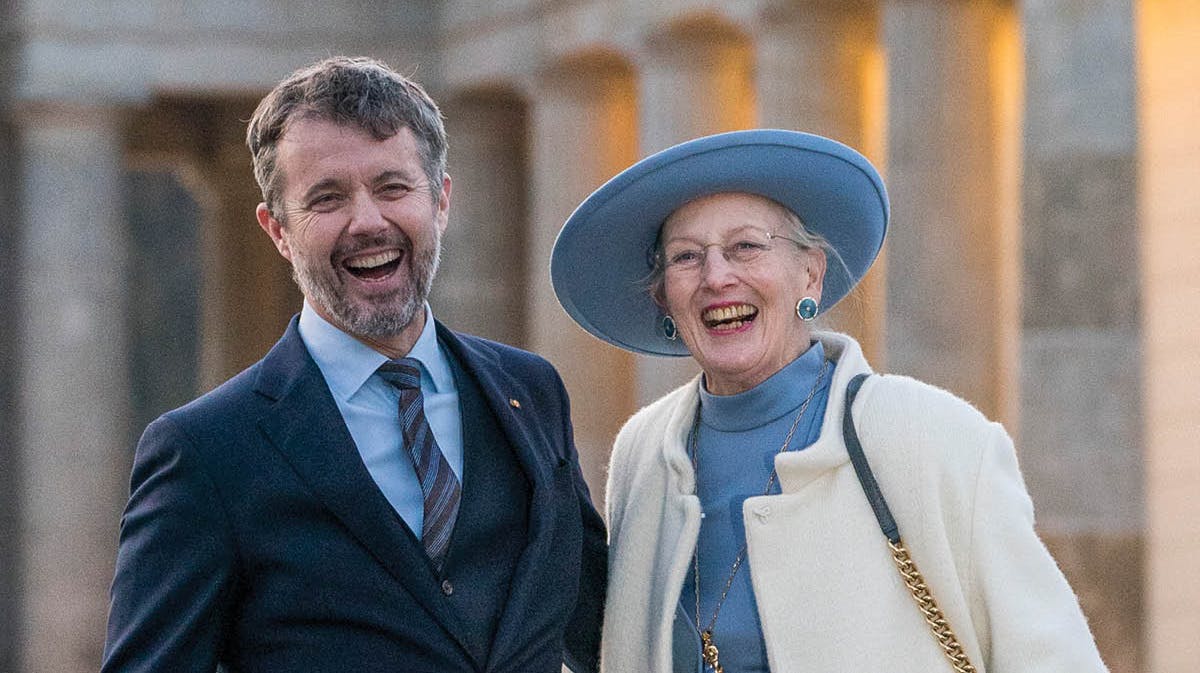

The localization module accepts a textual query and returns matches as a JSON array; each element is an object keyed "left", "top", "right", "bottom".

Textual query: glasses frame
[{"left": 656, "top": 227, "right": 809, "bottom": 276}]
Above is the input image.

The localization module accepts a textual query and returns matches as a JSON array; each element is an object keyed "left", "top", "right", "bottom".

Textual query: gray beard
[{"left": 292, "top": 241, "right": 441, "bottom": 340}]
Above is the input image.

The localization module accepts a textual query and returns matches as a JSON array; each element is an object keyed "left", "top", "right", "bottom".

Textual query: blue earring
[
  {"left": 662, "top": 315, "right": 678, "bottom": 341},
  {"left": 796, "top": 297, "right": 819, "bottom": 321}
]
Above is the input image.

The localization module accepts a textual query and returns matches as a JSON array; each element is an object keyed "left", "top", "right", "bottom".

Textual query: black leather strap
[{"left": 842, "top": 373, "right": 901, "bottom": 544}]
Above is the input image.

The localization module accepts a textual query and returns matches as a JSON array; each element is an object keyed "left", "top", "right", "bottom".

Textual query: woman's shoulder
[
  {"left": 860, "top": 373, "right": 994, "bottom": 430},
  {"left": 854, "top": 373, "right": 1006, "bottom": 471}
]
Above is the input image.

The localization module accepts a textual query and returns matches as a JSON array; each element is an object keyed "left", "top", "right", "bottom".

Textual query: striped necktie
[{"left": 377, "top": 358, "right": 461, "bottom": 570}]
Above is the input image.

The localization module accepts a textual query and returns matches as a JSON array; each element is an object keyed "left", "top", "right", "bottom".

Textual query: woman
[{"left": 550, "top": 130, "right": 1106, "bottom": 673}]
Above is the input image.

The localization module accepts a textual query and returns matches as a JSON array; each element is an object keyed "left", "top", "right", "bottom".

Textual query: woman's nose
[{"left": 699, "top": 247, "right": 737, "bottom": 286}]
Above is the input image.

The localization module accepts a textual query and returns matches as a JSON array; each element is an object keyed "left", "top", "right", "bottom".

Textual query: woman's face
[{"left": 659, "top": 192, "right": 826, "bottom": 396}]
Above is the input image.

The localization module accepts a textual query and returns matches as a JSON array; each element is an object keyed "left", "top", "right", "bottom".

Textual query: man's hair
[{"left": 246, "top": 56, "right": 447, "bottom": 217}]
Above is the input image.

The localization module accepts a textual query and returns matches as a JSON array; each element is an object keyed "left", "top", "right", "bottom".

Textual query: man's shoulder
[
  {"left": 437, "top": 324, "right": 560, "bottom": 381},
  {"left": 157, "top": 357, "right": 270, "bottom": 432}
]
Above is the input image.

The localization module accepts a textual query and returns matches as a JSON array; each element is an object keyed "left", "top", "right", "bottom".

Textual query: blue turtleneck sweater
[{"left": 677, "top": 342, "right": 834, "bottom": 673}]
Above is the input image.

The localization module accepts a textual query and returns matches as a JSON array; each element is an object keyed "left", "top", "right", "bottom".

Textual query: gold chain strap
[{"left": 888, "top": 539, "right": 978, "bottom": 673}]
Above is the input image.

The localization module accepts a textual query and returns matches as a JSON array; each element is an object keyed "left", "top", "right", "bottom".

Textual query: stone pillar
[
  {"left": 199, "top": 103, "right": 299, "bottom": 390},
  {"left": 0, "top": 26, "right": 21, "bottom": 671},
  {"left": 756, "top": 0, "right": 888, "bottom": 364},
  {"left": 1020, "top": 3, "right": 1141, "bottom": 670},
  {"left": 636, "top": 16, "right": 756, "bottom": 405},
  {"left": 433, "top": 90, "right": 529, "bottom": 348},
  {"left": 883, "top": 0, "right": 1022, "bottom": 425},
  {"left": 527, "top": 55, "right": 639, "bottom": 503},
  {"left": 15, "top": 103, "right": 131, "bottom": 673},
  {"left": 1137, "top": 1, "right": 1200, "bottom": 669}
]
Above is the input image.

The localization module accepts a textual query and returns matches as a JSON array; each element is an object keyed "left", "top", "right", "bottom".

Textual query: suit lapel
[
  {"left": 436, "top": 325, "right": 571, "bottom": 668},
  {"left": 253, "top": 319, "right": 476, "bottom": 663}
]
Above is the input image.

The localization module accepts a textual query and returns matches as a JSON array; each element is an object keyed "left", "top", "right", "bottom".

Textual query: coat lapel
[{"left": 252, "top": 319, "right": 476, "bottom": 664}]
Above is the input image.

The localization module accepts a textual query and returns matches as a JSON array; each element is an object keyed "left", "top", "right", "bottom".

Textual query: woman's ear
[{"left": 804, "top": 247, "right": 827, "bottom": 300}]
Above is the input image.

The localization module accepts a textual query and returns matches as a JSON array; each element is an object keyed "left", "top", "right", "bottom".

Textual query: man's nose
[{"left": 347, "top": 192, "right": 388, "bottom": 233}]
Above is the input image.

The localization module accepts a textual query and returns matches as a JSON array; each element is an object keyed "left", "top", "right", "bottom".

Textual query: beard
[{"left": 290, "top": 229, "right": 442, "bottom": 340}]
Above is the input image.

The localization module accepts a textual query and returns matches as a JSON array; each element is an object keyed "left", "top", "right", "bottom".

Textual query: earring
[
  {"left": 796, "top": 297, "right": 819, "bottom": 321},
  {"left": 662, "top": 315, "right": 679, "bottom": 341}
]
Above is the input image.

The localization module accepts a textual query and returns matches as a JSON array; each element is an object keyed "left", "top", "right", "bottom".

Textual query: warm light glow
[{"left": 1137, "top": 1, "right": 1200, "bottom": 669}]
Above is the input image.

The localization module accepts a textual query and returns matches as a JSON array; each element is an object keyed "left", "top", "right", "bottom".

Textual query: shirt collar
[{"left": 297, "top": 301, "right": 453, "bottom": 401}]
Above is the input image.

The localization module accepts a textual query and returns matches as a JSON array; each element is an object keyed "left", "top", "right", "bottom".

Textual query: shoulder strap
[
  {"left": 842, "top": 373, "right": 900, "bottom": 544},
  {"left": 843, "top": 374, "right": 980, "bottom": 672}
]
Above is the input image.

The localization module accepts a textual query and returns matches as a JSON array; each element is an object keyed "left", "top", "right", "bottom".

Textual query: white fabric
[{"left": 603, "top": 332, "right": 1107, "bottom": 673}]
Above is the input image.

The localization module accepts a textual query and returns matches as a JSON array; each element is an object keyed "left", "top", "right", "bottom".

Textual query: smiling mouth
[
  {"left": 702, "top": 304, "right": 758, "bottom": 331},
  {"left": 343, "top": 250, "right": 403, "bottom": 280}
]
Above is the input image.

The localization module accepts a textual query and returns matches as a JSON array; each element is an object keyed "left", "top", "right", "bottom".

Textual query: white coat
[{"left": 602, "top": 332, "right": 1107, "bottom": 672}]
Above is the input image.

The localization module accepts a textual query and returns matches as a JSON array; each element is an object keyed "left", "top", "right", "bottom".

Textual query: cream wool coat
[{"left": 602, "top": 332, "right": 1107, "bottom": 673}]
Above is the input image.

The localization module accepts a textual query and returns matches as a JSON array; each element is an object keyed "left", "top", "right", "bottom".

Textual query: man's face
[{"left": 257, "top": 117, "right": 451, "bottom": 346}]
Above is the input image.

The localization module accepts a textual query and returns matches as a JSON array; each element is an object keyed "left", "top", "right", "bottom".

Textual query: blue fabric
[
  {"left": 299, "top": 302, "right": 463, "bottom": 538},
  {"left": 438, "top": 348, "right": 532, "bottom": 663},
  {"left": 101, "top": 316, "right": 607, "bottom": 673},
  {"left": 679, "top": 343, "right": 834, "bottom": 673},
  {"left": 551, "top": 129, "right": 889, "bottom": 356}
]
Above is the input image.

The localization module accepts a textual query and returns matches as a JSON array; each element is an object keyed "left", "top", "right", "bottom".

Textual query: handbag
[{"left": 842, "top": 373, "right": 979, "bottom": 673}]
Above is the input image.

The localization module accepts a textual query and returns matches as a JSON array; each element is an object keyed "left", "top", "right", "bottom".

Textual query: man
[{"left": 101, "top": 57, "right": 606, "bottom": 673}]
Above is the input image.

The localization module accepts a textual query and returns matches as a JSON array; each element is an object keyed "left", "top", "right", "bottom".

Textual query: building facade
[{"left": 1, "top": 0, "right": 1196, "bottom": 671}]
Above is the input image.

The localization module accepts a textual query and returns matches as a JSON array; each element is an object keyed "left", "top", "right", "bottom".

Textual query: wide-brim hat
[{"left": 550, "top": 129, "right": 889, "bottom": 357}]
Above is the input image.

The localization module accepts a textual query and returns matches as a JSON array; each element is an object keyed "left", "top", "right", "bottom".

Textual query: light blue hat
[{"left": 550, "top": 129, "right": 889, "bottom": 357}]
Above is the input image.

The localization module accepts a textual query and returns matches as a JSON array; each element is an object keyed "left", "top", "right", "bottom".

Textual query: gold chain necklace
[{"left": 688, "top": 358, "right": 830, "bottom": 673}]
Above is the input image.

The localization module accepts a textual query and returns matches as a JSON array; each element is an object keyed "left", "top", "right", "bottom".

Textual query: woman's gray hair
[{"left": 644, "top": 194, "right": 845, "bottom": 307}]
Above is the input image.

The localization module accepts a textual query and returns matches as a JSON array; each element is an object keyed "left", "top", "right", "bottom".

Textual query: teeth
[
  {"left": 345, "top": 250, "right": 401, "bottom": 269},
  {"left": 703, "top": 304, "right": 757, "bottom": 323}
]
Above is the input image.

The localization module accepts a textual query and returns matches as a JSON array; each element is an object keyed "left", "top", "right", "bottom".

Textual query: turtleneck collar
[{"left": 698, "top": 341, "right": 828, "bottom": 433}]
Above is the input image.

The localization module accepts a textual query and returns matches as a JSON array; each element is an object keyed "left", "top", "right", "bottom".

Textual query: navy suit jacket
[{"left": 101, "top": 318, "right": 607, "bottom": 673}]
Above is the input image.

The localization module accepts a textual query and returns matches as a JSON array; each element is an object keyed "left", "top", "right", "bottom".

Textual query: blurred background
[{"left": 0, "top": 0, "right": 1196, "bottom": 671}]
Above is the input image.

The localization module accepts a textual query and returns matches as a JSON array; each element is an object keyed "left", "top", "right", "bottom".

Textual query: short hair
[{"left": 246, "top": 56, "right": 447, "bottom": 217}]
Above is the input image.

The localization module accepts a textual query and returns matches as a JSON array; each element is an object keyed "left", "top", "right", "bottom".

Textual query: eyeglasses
[{"left": 658, "top": 227, "right": 807, "bottom": 274}]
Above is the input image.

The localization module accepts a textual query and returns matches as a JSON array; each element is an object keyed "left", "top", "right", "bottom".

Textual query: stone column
[
  {"left": 527, "top": 55, "right": 639, "bottom": 503},
  {"left": 0, "top": 38, "right": 21, "bottom": 672},
  {"left": 15, "top": 103, "right": 131, "bottom": 673},
  {"left": 756, "top": 0, "right": 888, "bottom": 364},
  {"left": 636, "top": 16, "right": 756, "bottom": 405},
  {"left": 1137, "top": 1, "right": 1200, "bottom": 669},
  {"left": 199, "top": 104, "right": 299, "bottom": 390},
  {"left": 433, "top": 90, "right": 529, "bottom": 348},
  {"left": 883, "top": 0, "right": 1022, "bottom": 425},
  {"left": 1019, "top": 3, "right": 1141, "bottom": 670}
]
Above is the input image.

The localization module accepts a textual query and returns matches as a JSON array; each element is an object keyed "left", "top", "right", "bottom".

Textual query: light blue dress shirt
[{"left": 298, "top": 301, "right": 463, "bottom": 539}]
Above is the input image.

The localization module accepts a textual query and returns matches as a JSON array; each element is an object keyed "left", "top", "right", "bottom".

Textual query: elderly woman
[{"left": 550, "top": 130, "right": 1106, "bottom": 673}]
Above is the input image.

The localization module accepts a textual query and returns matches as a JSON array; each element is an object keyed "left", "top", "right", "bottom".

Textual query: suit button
[{"left": 441, "top": 579, "right": 454, "bottom": 596}]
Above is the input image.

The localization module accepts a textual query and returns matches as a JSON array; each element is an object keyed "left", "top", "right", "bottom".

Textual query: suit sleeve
[
  {"left": 556, "top": 376, "right": 608, "bottom": 673},
  {"left": 970, "top": 424, "right": 1108, "bottom": 672},
  {"left": 101, "top": 415, "right": 237, "bottom": 673}
]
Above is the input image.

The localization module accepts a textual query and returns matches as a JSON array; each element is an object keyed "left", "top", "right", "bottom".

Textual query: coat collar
[{"left": 659, "top": 331, "right": 874, "bottom": 495}]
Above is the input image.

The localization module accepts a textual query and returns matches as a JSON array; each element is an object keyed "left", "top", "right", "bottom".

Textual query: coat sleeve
[
  {"left": 969, "top": 423, "right": 1109, "bottom": 672},
  {"left": 101, "top": 415, "right": 237, "bottom": 673},
  {"left": 557, "top": 376, "right": 609, "bottom": 673}
]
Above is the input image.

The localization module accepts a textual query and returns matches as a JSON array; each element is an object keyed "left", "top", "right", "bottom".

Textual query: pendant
[{"left": 700, "top": 630, "right": 724, "bottom": 673}]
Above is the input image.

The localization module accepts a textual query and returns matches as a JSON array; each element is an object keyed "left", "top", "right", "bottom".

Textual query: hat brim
[{"left": 550, "top": 129, "right": 889, "bottom": 357}]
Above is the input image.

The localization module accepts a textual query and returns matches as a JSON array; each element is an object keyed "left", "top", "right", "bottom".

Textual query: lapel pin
[{"left": 509, "top": 398, "right": 521, "bottom": 409}]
